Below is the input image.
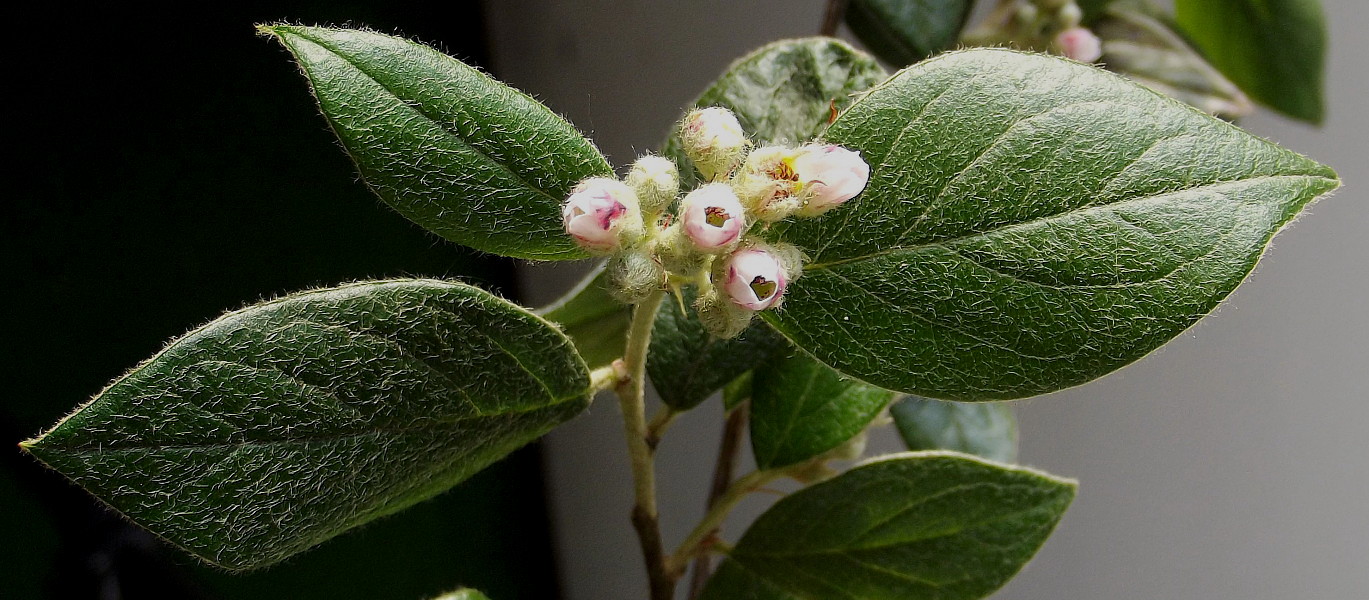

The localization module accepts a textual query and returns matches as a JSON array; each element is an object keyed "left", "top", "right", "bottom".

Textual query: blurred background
[{"left": 6, "top": 1, "right": 1366, "bottom": 599}]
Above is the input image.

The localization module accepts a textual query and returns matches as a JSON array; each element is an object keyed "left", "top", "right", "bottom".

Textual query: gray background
[{"left": 485, "top": 1, "right": 1368, "bottom": 598}]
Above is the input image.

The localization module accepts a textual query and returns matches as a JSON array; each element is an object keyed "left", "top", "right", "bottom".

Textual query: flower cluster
[{"left": 559, "top": 106, "right": 870, "bottom": 337}]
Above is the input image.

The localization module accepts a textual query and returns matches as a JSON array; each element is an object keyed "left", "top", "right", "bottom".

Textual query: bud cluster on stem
[
  {"left": 560, "top": 106, "right": 870, "bottom": 338},
  {"left": 963, "top": 0, "right": 1102, "bottom": 63}
]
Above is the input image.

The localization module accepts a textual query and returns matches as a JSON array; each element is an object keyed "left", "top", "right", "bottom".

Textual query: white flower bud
[
  {"left": 608, "top": 248, "right": 665, "bottom": 304},
  {"left": 680, "top": 184, "right": 746, "bottom": 253},
  {"left": 792, "top": 144, "right": 870, "bottom": 217},
  {"left": 732, "top": 146, "right": 804, "bottom": 222},
  {"left": 625, "top": 155, "right": 679, "bottom": 215},
  {"left": 562, "top": 178, "right": 643, "bottom": 253},
  {"left": 695, "top": 287, "right": 755, "bottom": 339},
  {"left": 680, "top": 107, "right": 748, "bottom": 181},
  {"left": 718, "top": 247, "right": 787, "bottom": 311},
  {"left": 1054, "top": 27, "right": 1102, "bottom": 63}
]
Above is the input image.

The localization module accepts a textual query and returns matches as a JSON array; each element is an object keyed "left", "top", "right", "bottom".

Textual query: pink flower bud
[
  {"left": 680, "top": 107, "right": 748, "bottom": 181},
  {"left": 680, "top": 184, "right": 746, "bottom": 252},
  {"left": 1055, "top": 27, "right": 1102, "bottom": 63},
  {"left": 720, "top": 248, "right": 787, "bottom": 311},
  {"left": 793, "top": 144, "right": 870, "bottom": 216},
  {"left": 562, "top": 178, "right": 642, "bottom": 253}
]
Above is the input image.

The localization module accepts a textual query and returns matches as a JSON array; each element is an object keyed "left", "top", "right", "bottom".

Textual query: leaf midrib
[
  {"left": 804, "top": 173, "right": 1335, "bottom": 271},
  {"left": 34, "top": 401, "right": 580, "bottom": 454}
]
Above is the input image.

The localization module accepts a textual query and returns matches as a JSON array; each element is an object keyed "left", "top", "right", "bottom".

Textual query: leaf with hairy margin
[
  {"left": 261, "top": 25, "right": 611, "bottom": 259},
  {"left": 701, "top": 452, "right": 1076, "bottom": 600},
  {"left": 750, "top": 353, "right": 896, "bottom": 469},
  {"left": 890, "top": 396, "right": 1017, "bottom": 463},
  {"left": 22, "top": 280, "right": 590, "bottom": 570},
  {"left": 764, "top": 49, "right": 1339, "bottom": 400}
]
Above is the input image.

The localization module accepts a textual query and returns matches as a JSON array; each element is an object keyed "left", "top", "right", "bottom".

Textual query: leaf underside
[
  {"left": 765, "top": 48, "right": 1338, "bottom": 400},
  {"left": 23, "top": 280, "right": 590, "bottom": 570},
  {"left": 890, "top": 396, "right": 1018, "bottom": 463}
]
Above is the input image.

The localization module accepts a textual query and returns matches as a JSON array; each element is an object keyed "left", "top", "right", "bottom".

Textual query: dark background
[{"left": 4, "top": 2, "right": 561, "bottom": 599}]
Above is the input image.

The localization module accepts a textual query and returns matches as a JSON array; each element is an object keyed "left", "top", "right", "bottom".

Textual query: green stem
[
  {"left": 668, "top": 468, "right": 781, "bottom": 574},
  {"left": 613, "top": 289, "right": 673, "bottom": 600}
]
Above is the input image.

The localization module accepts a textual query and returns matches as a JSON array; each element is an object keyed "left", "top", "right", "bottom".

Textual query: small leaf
[
  {"left": 845, "top": 0, "right": 973, "bottom": 67},
  {"left": 890, "top": 396, "right": 1017, "bottom": 463},
  {"left": 765, "top": 49, "right": 1339, "bottom": 400},
  {"left": 537, "top": 263, "right": 630, "bottom": 370},
  {"left": 702, "top": 452, "right": 1076, "bottom": 600},
  {"left": 22, "top": 280, "right": 590, "bottom": 570},
  {"left": 750, "top": 353, "right": 896, "bottom": 469},
  {"left": 662, "top": 38, "right": 888, "bottom": 187},
  {"left": 1096, "top": 5, "right": 1253, "bottom": 118},
  {"left": 261, "top": 25, "right": 612, "bottom": 259},
  {"left": 1174, "top": 0, "right": 1327, "bottom": 123},
  {"left": 647, "top": 286, "right": 789, "bottom": 411}
]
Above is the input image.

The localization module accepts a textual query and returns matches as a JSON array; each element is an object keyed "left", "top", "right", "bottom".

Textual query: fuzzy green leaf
[
  {"left": 702, "top": 452, "right": 1075, "bottom": 600},
  {"left": 1174, "top": 0, "right": 1326, "bottom": 123},
  {"left": 648, "top": 286, "right": 789, "bottom": 411},
  {"left": 537, "top": 264, "right": 630, "bottom": 370},
  {"left": 765, "top": 49, "right": 1339, "bottom": 400},
  {"left": 22, "top": 280, "right": 590, "bottom": 570},
  {"left": 750, "top": 353, "right": 896, "bottom": 469},
  {"left": 845, "top": 0, "right": 973, "bottom": 67},
  {"left": 890, "top": 397, "right": 1017, "bottom": 463},
  {"left": 262, "top": 25, "right": 611, "bottom": 259},
  {"left": 663, "top": 37, "right": 888, "bottom": 187}
]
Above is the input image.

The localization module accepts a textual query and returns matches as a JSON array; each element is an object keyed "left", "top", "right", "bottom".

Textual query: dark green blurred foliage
[{"left": 5, "top": 3, "right": 561, "bottom": 599}]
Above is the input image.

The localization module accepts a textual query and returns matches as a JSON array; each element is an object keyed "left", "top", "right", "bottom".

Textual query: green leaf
[
  {"left": 700, "top": 560, "right": 800, "bottom": 600},
  {"left": 430, "top": 589, "right": 492, "bottom": 600},
  {"left": 21, "top": 280, "right": 590, "bottom": 570},
  {"left": 750, "top": 353, "right": 896, "bottom": 469},
  {"left": 701, "top": 452, "right": 1076, "bottom": 600},
  {"left": 663, "top": 37, "right": 888, "bottom": 187},
  {"left": 1096, "top": 5, "right": 1253, "bottom": 118},
  {"left": 537, "top": 263, "right": 629, "bottom": 370},
  {"left": 890, "top": 397, "right": 1017, "bottom": 463},
  {"left": 765, "top": 48, "right": 1339, "bottom": 400},
  {"left": 647, "top": 286, "right": 789, "bottom": 410},
  {"left": 845, "top": 0, "right": 973, "bottom": 67},
  {"left": 1174, "top": 0, "right": 1327, "bottom": 123},
  {"left": 261, "top": 25, "right": 611, "bottom": 259}
]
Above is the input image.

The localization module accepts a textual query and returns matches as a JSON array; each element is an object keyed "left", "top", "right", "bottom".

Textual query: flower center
[
  {"left": 749, "top": 276, "right": 777, "bottom": 300},
  {"left": 704, "top": 206, "right": 731, "bottom": 228}
]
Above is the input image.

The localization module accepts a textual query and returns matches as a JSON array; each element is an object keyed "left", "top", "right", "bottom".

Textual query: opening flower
[
  {"left": 562, "top": 178, "right": 642, "bottom": 253},
  {"left": 792, "top": 144, "right": 870, "bottom": 216},
  {"left": 680, "top": 183, "right": 745, "bottom": 252},
  {"left": 719, "top": 248, "right": 787, "bottom": 311}
]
